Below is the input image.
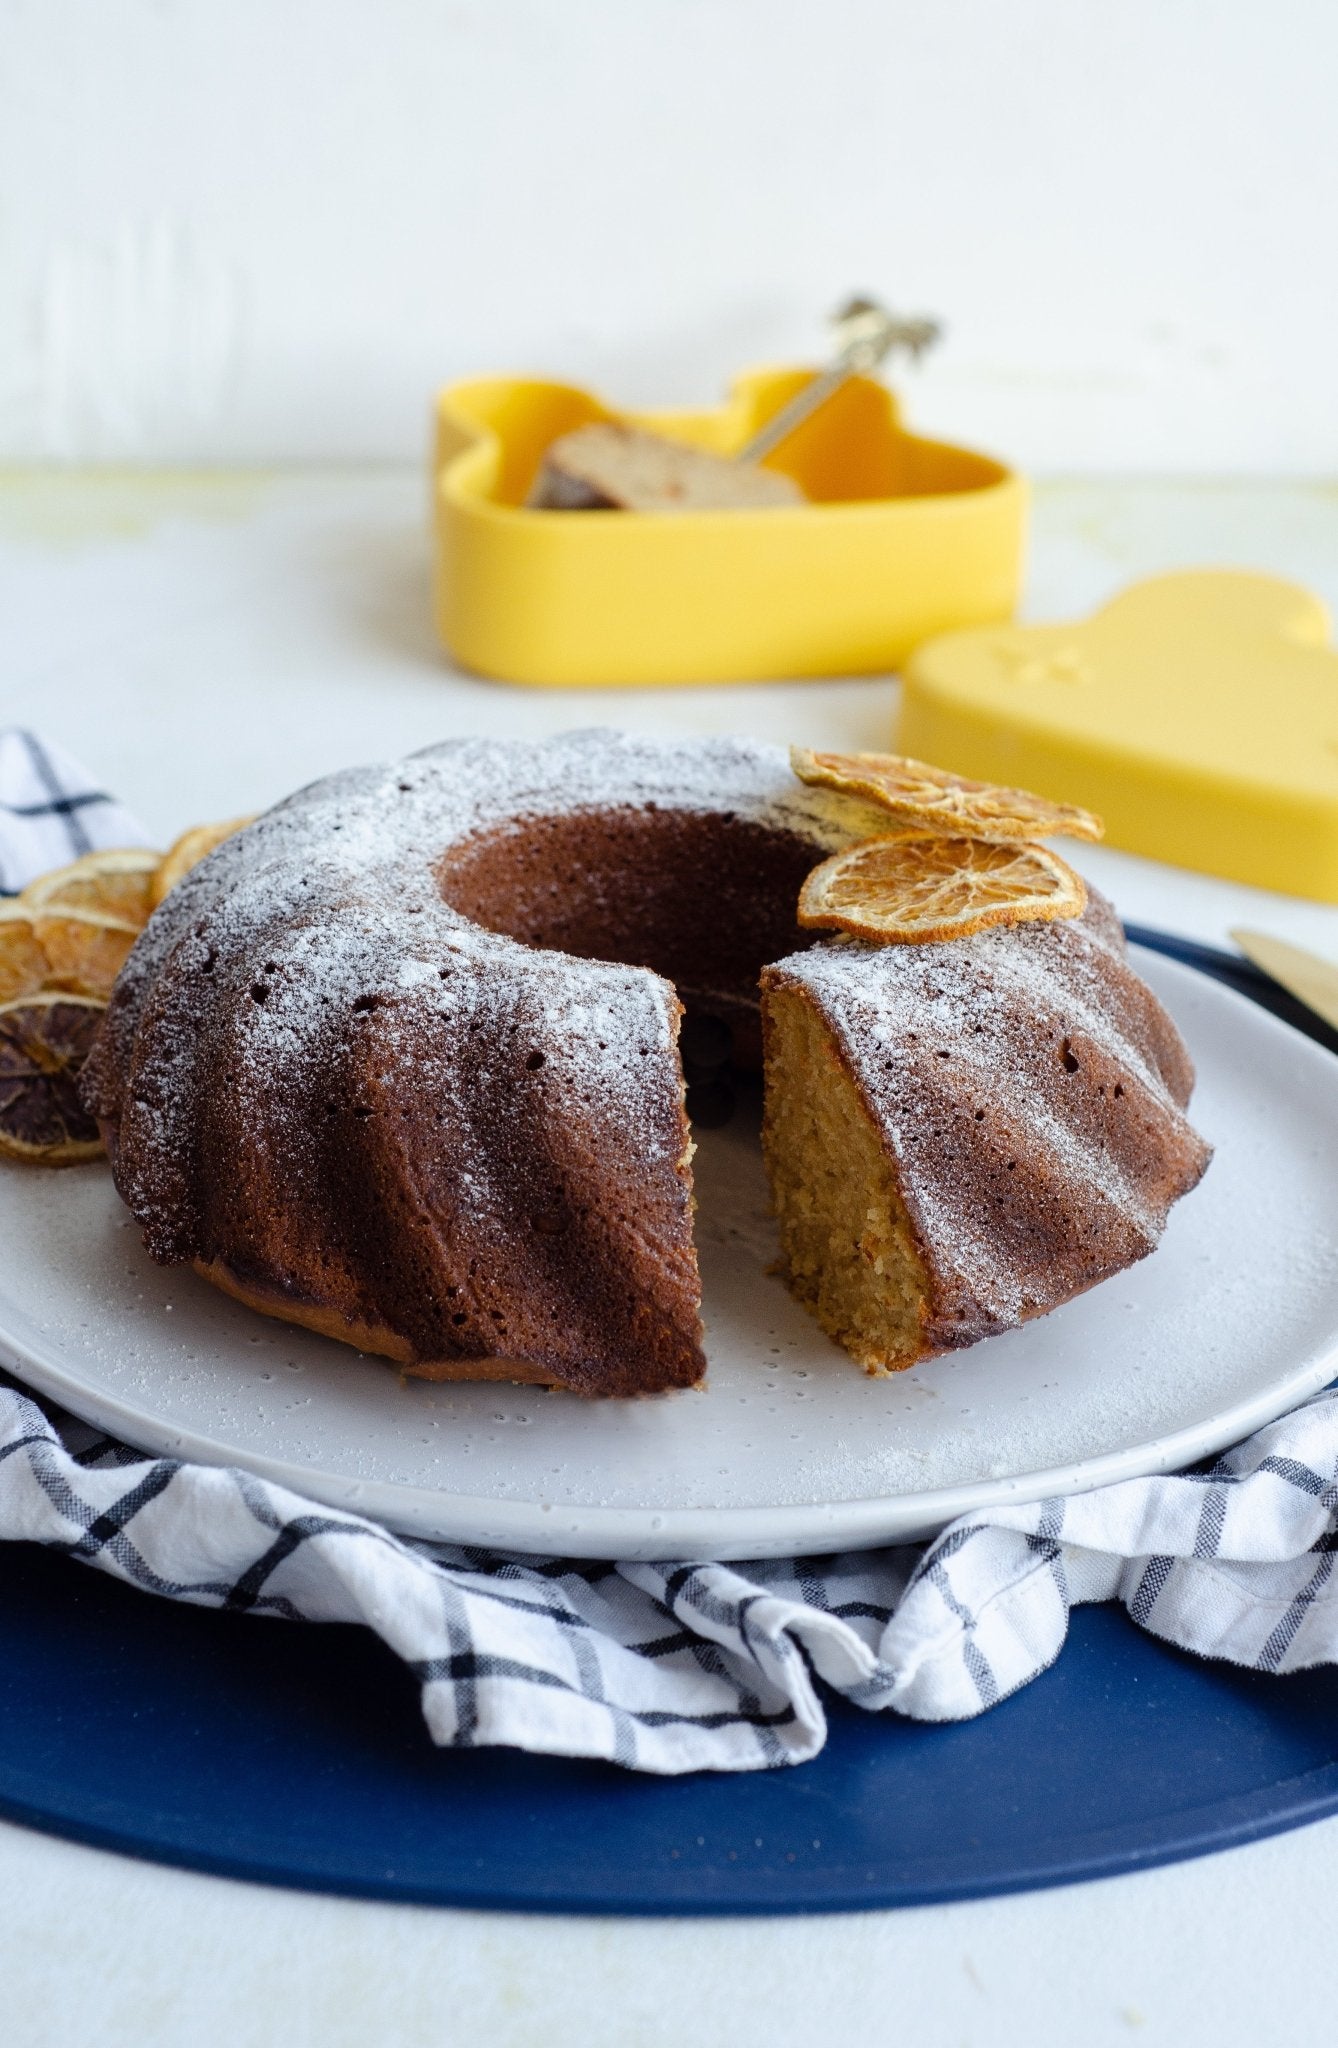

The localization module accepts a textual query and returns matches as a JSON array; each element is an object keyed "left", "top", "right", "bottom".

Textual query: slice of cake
[
  {"left": 760, "top": 890, "right": 1212, "bottom": 1372},
  {"left": 528, "top": 423, "right": 804, "bottom": 512}
]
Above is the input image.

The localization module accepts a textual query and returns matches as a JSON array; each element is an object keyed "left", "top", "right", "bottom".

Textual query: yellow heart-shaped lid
[{"left": 900, "top": 570, "right": 1338, "bottom": 901}]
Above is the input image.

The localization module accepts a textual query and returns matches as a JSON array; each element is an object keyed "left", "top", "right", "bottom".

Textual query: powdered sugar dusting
[{"left": 109, "top": 731, "right": 881, "bottom": 1178}]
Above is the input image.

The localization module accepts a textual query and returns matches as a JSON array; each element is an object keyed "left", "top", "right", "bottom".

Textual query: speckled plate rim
[
  {"left": 3, "top": 945, "right": 1338, "bottom": 1561},
  {"left": 4, "top": 1330, "right": 1336, "bottom": 1562}
]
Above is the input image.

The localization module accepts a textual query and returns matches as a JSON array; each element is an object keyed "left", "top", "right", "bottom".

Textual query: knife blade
[{"left": 1229, "top": 928, "right": 1338, "bottom": 1038}]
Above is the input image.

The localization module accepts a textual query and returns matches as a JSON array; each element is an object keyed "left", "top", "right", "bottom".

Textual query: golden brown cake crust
[{"left": 195, "top": 1257, "right": 565, "bottom": 1385}]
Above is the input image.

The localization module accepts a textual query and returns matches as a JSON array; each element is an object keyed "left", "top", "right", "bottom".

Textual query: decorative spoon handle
[{"left": 737, "top": 295, "right": 941, "bottom": 466}]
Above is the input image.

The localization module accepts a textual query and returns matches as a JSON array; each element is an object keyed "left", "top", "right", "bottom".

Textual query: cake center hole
[{"left": 437, "top": 806, "right": 822, "bottom": 1111}]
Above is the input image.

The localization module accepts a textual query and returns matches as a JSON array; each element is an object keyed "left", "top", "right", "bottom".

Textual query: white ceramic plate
[{"left": 3, "top": 949, "right": 1337, "bottom": 1561}]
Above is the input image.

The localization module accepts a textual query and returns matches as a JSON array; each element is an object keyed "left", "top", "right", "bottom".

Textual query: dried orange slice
[
  {"left": 791, "top": 747, "right": 1104, "bottom": 844},
  {"left": 798, "top": 833, "right": 1087, "bottom": 944},
  {"left": 0, "top": 904, "right": 50, "bottom": 1004},
  {"left": 152, "top": 816, "right": 254, "bottom": 907},
  {"left": 0, "top": 992, "right": 106, "bottom": 1164},
  {"left": 32, "top": 908, "right": 141, "bottom": 999},
  {"left": 20, "top": 847, "right": 160, "bottom": 926}
]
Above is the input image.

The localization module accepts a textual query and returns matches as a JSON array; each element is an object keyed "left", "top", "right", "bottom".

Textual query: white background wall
[{"left": 3, "top": 0, "right": 1335, "bottom": 473}]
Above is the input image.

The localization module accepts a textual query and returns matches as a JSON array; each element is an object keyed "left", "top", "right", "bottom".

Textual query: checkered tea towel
[
  {"left": 3, "top": 730, "right": 1338, "bottom": 1776},
  {"left": 0, "top": 729, "right": 149, "bottom": 893}
]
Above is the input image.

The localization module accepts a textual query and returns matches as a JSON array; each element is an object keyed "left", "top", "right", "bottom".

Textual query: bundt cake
[{"left": 81, "top": 731, "right": 1210, "bottom": 1395}]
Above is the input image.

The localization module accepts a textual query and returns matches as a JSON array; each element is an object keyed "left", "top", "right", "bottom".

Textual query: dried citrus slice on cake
[
  {"left": 20, "top": 846, "right": 160, "bottom": 926},
  {"left": 798, "top": 833, "right": 1087, "bottom": 944},
  {"left": 0, "top": 992, "right": 106, "bottom": 1164},
  {"left": 791, "top": 747, "right": 1103, "bottom": 844},
  {"left": 152, "top": 816, "right": 254, "bottom": 907},
  {"left": 31, "top": 907, "right": 141, "bottom": 999},
  {"left": 0, "top": 904, "right": 50, "bottom": 1004}
]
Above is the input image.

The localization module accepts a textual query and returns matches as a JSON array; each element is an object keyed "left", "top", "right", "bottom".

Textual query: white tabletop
[{"left": 3, "top": 471, "right": 1338, "bottom": 2046}]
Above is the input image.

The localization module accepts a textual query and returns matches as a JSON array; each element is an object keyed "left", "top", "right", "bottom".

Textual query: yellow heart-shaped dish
[{"left": 432, "top": 368, "right": 1025, "bottom": 687}]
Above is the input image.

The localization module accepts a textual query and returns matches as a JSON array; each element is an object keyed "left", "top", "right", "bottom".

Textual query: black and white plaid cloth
[
  {"left": 4, "top": 730, "right": 1338, "bottom": 1774},
  {"left": 0, "top": 729, "right": 149, "bottom": 893},
  {"left": 6, "top": 1376, "right": 1338, "bottom": 1773}
]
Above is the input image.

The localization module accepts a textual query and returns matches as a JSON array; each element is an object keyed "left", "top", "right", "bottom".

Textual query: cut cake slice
[
  {"left": 528, "top": 423, "right": 804, "bottom": 512},
  {"left": 760, "top": 890, "right": 1212, "bottom": 1372}
]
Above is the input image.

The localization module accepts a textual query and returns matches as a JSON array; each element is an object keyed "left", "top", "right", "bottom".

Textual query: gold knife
[{"left": 1230, "top": 928, "right": 1338, "bottom": 1037}]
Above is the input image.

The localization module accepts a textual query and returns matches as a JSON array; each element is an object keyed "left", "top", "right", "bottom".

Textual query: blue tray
[{"left": 1, "top": 926, "right": 1335, "bottom": 1915}]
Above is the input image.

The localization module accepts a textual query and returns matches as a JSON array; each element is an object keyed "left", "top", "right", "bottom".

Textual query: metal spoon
[{"left": 736, "top": 295, "right": 942, "bottom": 466}]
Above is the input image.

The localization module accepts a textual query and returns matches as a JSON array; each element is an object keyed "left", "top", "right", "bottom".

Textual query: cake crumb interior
[{"left": 762, "top": 985, "right": 930, "bottom": 1373}]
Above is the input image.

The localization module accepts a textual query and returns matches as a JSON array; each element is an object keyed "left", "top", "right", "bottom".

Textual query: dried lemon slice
[
  {"left": 152, "top": 816, "right": 254, "bottom": 907},
  {"left": 32, "top": 908, "right": 141, "bottom": 1000},
  {"left": 21, "top": 847, "right": 160, "bottom": 926},
  {"left": 0, "top": 903, "right": 50, "bottom": 1004},
  {"left": 798, "top": 833, "right": 1087, "bottom": 944},
  {"left": 0, "top": 992, "right": 106, "bottom": 1164},
  {"left": 791, "top": 747, "right": 1103, "bottom": 844}
]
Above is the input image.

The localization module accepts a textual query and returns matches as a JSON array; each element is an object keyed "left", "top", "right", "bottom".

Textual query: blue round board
[{"left": 2, "top": 928, "right": 1336, "bottom": 1916}]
